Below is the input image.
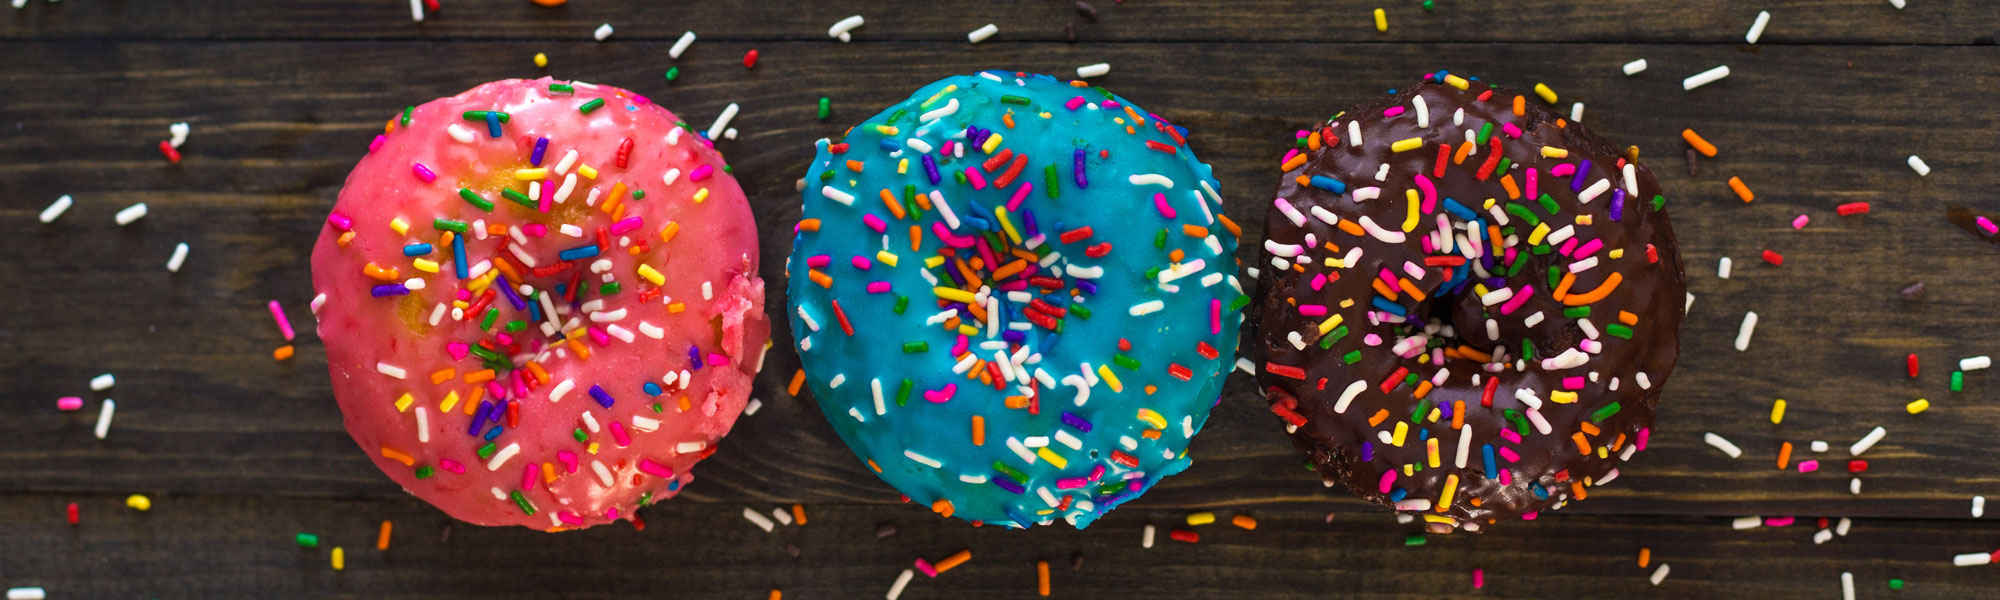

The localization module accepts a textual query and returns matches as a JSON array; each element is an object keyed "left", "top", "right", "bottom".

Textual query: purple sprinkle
[
  {"left": 1073, "top": 149, "right": 1089, "bottom": 188},
  {"left": 1570, "top": 159, "right": 1592, "bottom": 193},
  {"left": 1060, "top": 412, "right": 1093, "bottom": 433},
  {"left": 1609, "top": 189, "right": 1626, "bottom": 222},
  {"left": 1360, "top": 441, "right": 1374, "bottom": 461},
  {"left": 1022, "top": 209, "right": 1039, "bottom": 238},
  {"left": 1002, "top": 330, "right": 1026, "bottom": 344},
  {"left": 922, "top": 154, "right": 941, "bottom": 185},
  {"left": 468, "top": 401, "right": 494, "bottom": 435},
  {"left": 497, "top": 277, "right": 529, "bottom": 311},
  {"left": 993, "top": 478, "right": 1026, "bottom": 495},
  {"left": 688, "top": 346, "right": 704, "bottom": 370},
  {"left": 412, "top": 163, "right": 437, "bottom": 183},
  {"left": 588, "top": 385, "right": 615, "bottom": 408},
  {"left": 1075, "top": 280, "right": 1098, "bottom": 295},
  {"left": 370, "top": 284, "right": 410, "bottom": 297},
  {"left": 531, "top": 137, "right": 549, "bottom": 166}
]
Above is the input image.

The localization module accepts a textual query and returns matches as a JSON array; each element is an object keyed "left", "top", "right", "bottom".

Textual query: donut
[
  {"left": 310, "top": 78, "right": 768, "bottom": 530},
  {"left": 788, "top": 71, "right": 1245, "bottom": 528},
  {"left": 1254, "top": 73, "right": 1686, "bottom": 532}
]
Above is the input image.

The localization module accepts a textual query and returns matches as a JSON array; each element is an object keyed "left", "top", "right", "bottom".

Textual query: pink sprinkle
[
  {"left": 1088, "top": 464, "right": 1106, "bottom": 482},
  {"left": 806, "top": 255, "right": 831, "bottom": 269},
  {"left": 708, "top": 353, "right": 729, "bottom": 366},
  {"left": 1281, "top": 148, "right": 1300, "bottom": 166},
  {"left": 522, "top": 223, "right": 548, "bottom": 237},
  {"left": 1153, "top": 193, "right": 1176, "bottom": 219},
  {"left": 1379, "top": 470, "right": 1397, "bottom": 493},
  {"left": 1056, "top": 477, "right": 1089, "bottom": 489},
  {"left": 915, "top": 558, "right": 939, "bottom": 578},
  {"left": 557, "top": 511, "right": 584, "bottom": 525},
  {"left": 1310, "top": 273, "right": 1327, "bottom": 290},
  {"left": 485, "top": 380, "right": 507, "bottom": 401},
  {"left": 326, "top": 212, "right": 352, "bottom": 231},
  {"left": 1499, "top": 428, "right": 1523, "bottom": 445},
  {"left": 440, "top": 459, "right": 466, "bottom": 474},
  {"left": 521, "top": 463, "right": 538, "bottom": 491},
  {"left": 267, "top": 300, "right": 296, "bottom": 341},
  {"left": 1573, "top": 238, "right": 1604, "bottom": 259},
  {"left": 866, "top": 281, "right": 892, "bottom": 294},
  {"left": 368, "top": 135, "right": 387, "bottom": 153},
  {"left": 495, "top": 332, "right": 514, "bottom": 347},
  {"left": 1472, "top": 569, "right": 1484, "bottom": 589},
  {"left": 446, "top": 342, "right": 470, "bottom": 360},
  {"left": 1500, "top": 470, "right": 1514, "bottom": 486},
  {"left": 609, "top": 421, "right": 631, "bottom": 447},
  {"left": 609, "top": 217, "right": 643, "bottom": 235},
  {"left": 863, "top": 213, "right": 887, "bottom": 233},
  {"left": 1102, "top": 100, "right": 1122, "bottom": 110},
  {"left": 1362, "top": 333, "right": 1383, "bottom": 346},
  {"left": 690, "top": 164, "right": 715, "bottom": 182},
  {"left": 1499, "top": 285, "right": 1534, "bottom": 315},
  {"left": 606, "top": 507, "right": 620, "bottom": 521},
  {"left": 1065, "top": 96, "right": 1086, "bottom": 111},
  {"left": 923, "top": 383, "right": 957, "bottom": 403},
  {"left": 1298, "top": 305, "right": 1328, "bottom": 317},
  {"left": 1501, "top": 122, "right": 1523, "bottom": 138},
  {"left": 1413, "top": 174, "right": 1437, "bottom": 213},
  {"left": 1792, "top": 214, "right": 1810, "bottom": 230},
  {"left": 637, "top": 459, "right": 674, "bottom": 478},
  {"left": 1006, "top": 182, "right": 1033, "bottom": 211},
  {"left": 1383, "top": 106, "right": 1406, "bottom": 118},
  {"left": 1637, "top": 428, "right": 1651, "bottom": 451},
  {"left": 57, "top": 397, "right": 83, "bottom": 411},
  {"left": 932, "top": 222, "right": 976, "bottom": 248},
  {"left": 1526, "top": 168, "right": 1540, "bottom": 199},
  {"left": 963, "top": 167, "right": 987, "bottom": 190},
  {"left": 1797, "top": 460, "right": 1819, "bottom": 473},
  {"left": 1979, "top": 216, "right": 2000, "bottom": 235},
  {"left": 588, "top": 326, "right": 611, "bottom": 346},
  {"left": 557, "top": 450, "right": 579, "bottom": 473},
  {"left": 1550, "top": 163, "right": 1576, "bottom": 177},
  {"left": 1561, "top": 376, "right": 1586, "bottom": 389},
  {"left": 1210, "top": 298, "right": 1221, "bottom": 335},
  {"left": 1520, "top": 511, "right": 1537, "bottom": 520},
  {"left": 1765, "top": 516, "right": 1794, "bottom": 527},
  {"left": 412, "top": 162, "right": 437, "bottom": 183},
  {"left": 1498, "top": 446, "right": 1522, "bottom": 463},
  {"left": 851, "top": 256, "right": 873, "bottom": 270}
]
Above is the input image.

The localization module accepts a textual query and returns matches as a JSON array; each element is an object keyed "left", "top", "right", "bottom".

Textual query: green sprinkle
[
  {"left": 631, "top": 189, "right": 646, "bottom": 200},
  {"left": 1329, "top": 325, "right": 1350, "bottom": 342},
  {"left": 1404, "top": 535, "right": 1427, "bottom": 546},
  {"left": 1549, "top": 266, "right": 1564, "bottom": 289},
  {"left": 651, "top": 403, "right": 664, "bottom": 413},
  {"left": 1504, "top": 409, "right": 1529, "bottom": 434},
  {"left": 415, "top": 465, "right": 435, "bottom": 479},
  {"left": 1504, "top": 203, "right": 1541, "bottom": 226},
  {"left": 1651, "top": 194, "right": 1666, "bottom": 211},
  {"left": 954, "top": 171, "right": 969, "bottom": 185},
  {"left": 578, "top": 98, "right": 606, "bottom": 114},
  {"left": 599, "top": 282, "right": 622, "bottom": 296},
  {"left": 1952, "top": 371, "right": 1964, "bottom": 391},
  {"left": 1229, "top": 295, "right": 1251, "bottom": 312},
  {"left": 1144, "top": 267, "right": 1160, "bottom": 280},
  {"left": 1564, "top": 306, "right": 1591, "bottom": 318},
  {"left": 1410, "top": 398, "right": 1432, "bottom": 423},
  {"left": 510, "top": 491, "right": 536, "bottom": 516},
  {"left": 817, "top": 97, "right": 831, "bottom": 120},
  {"left": 1537, "top": 194, "right": 1562, "bottom": 216},
  {"left": 504, "top": 320, "right": 527, "bottom": 333},
  {"left": 1000, "top": 95, "right": 1031, "bottom": 105},
  {"left": 1477, "top": 122, "right": 1494, "bottom": 144},
  {"left": 400, "top": 106, "right": 413, "bottom": 126},
  {"left": 458, "top": 188, "right": 494, "bottom": 211},
  {"left": 1889, "top": 579, "right": 1903, "bottom": 590},
  {"left": 433, "top": 218, "right": 468, "bottom": 233},
  {"left": 477, "top": 442, "right": 498, "bottom": 459},
  {"left": 296, "top": 533, "right": 320, "bottom": 548},
  {"left": 1343, "top": 350, "right": 1363, "bottom": 364},
  {"left": 1590, "top": 402, "right": 1622, "bottom": 422},
  {"left": 896, "top": 379, "right": 912, "bottom": 407},
  {"left": 1070, "top": 304, "right": 1091, "bottom": 319},
  {"left": 664, "top": 67, "right": 679, "bottom": 82},
  {"left": 1521, "top": 339, "right": 1536, "bottom": 361},
  {"left": 886, "top": 109, "right": 908, "bottom": 125},
  {"left": 1114, "top": 355, "right": 1141, "bottom": 370},
  {"left": 892, "top": 295, "right": 909, "bottom": 315},
  {"left": 1044, "top": 165, "right": 1060, "bottom": 198},
  {"left": 460, "top": 111, "right": 509, "bottom": 123},
  {"left": 903, "top": 341, "right": 928, "bottom": 353},
  {"left": 480, "top": 308, "right": 498, "bottom": 331},
  {"left": 468, "top": 344, "right": 502, "bottom": 363},
  {"left": 550, "top": 83, "right": 574, "bottom": 93},
  {"left": 1606, "top": 324, "right": 1634, "bottom": 339},
  {"left": 1319, "top": 331, "right": 1338, "bottom": 350},
  {"left": 993, "top": 461, "right": 1029, "bottom": 484},
  {"left": 1530, "top": 243, "right": 1553, "bottom": 255},
  {"left": 573, "top": 428, "right": 588, "bottom": 442},
  {"left": 820, "top": 169, "right": 835, "bottom": 182},
  {"left": 638, "top": 492, "right": 653, "bottom": 506},
  {"left": 1423, "top": 0, "right": 1435, "bottom": 9},
  {"left": 1495, "top": 158, "right": 1512, "bottom": 174},
  {"left": 501, "top": 188, "right": 534, "bottom": 208},
  {"left": 1154, "top": 228, "right": 1167, "bottom": 248}
]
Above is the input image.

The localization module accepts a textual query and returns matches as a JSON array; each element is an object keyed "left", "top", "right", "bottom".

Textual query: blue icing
[{"left": 788, "top": 72, "right": 1244, "bottom": 529}]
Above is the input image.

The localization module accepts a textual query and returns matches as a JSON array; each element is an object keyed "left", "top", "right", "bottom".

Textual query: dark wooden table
[{"left": 5, "top": 1, "right": 2000, "bottom": 598}]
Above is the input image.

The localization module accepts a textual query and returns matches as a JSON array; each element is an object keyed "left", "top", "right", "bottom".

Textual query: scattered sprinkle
[{"left": 1683, "top": 65, "right": 1731, "bottom": 91}]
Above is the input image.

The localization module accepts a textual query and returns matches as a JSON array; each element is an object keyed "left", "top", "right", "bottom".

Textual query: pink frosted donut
[{"left": 309, "top": 78, "right": 768, "bottom": 530}]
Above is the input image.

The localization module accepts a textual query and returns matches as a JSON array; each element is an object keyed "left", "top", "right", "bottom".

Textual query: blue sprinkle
[
  {"left": 667, "top": 480, "right": 681, "bottom": 492},
  {"left": 1530, "top": 482, "right": 1549, "bottom": 500},
  {"left": 1309, "top": 175, "right": 1347, "bottom": 194},
  {"left": 1442, "top": 198, "right": 1480, "bottom": 221},
  {"left": 643, "top": 382, "right": 662, "bottom": 396},
  {"left": 402, "top": 243, "right": 433, "bottom": 256},
  {"left": 557, "top": 245, "right": 600, "bottom": 261},
  {"left": 588, "top": 385, "right": 615, "bottom": 408},
  {"left": 453, "top": 235, "right": 469, "bottom": 279},
  {"left": 1482, "top": 444, "right": 1498, "bottom": 479},
  {"left": 483, "top": 425, "right": 504, "bottom": 441},
  {"left": 1371, "top": 296, "right": 1408, "bottom": 316},
  {"left": 877, "top": 139, "right": 901, "bottom": 152},
  {"left": 1389, "top": 488, "right": 1408, "bottom": 501},
  {"left": 485, "top": 111, "right": 502, "bottom": 138}
]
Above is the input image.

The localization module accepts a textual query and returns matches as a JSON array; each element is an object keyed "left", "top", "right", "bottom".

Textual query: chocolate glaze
[{"left": 1254, "top": 76, "right": 1687, "bottom": 531}]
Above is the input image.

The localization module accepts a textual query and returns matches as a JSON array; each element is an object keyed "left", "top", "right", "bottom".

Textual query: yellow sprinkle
[
  {"left": 933, "top": 287, "right": 977, "bottom": 303},
  {"left": 1422, "top": 513, "right": 1454, "bottom": 524},
  {"left": 1540, "top": 146, "right": 1570, "bottom": 158},
  {"left": 1035, "top": 447, "right": 1069, "bottom": 469},
  {"left": 924, "top": 256, "right": 947, "bottom": 268},
  {"left": 390, "top": 217, "right": 410, "bottom": 235},
  {"left": 637, "top": 264, "right": 665, "bottom": 286},
  {"left": 1771, "top": 399, "right": 1787, "bottom": 424},
  {"left": 1609, "top": 248, "right": 1625, "bottom": 259},
  {"left": 514, "top": 168, "right": 549, "bottom": 180},
  {"left": 125, "top": 494, "right": 151, "bottom": 511},
  {"left": 1438, "top": 474, "right": 1460, "bottom": 512},
  {"left": 578, "top": 165, "right": 598, "bottom": 180},
  {"left": 919, "top": 85, "right": 959, "bottom": 109},
  {"left": 1373, "top": 8, "right": 1387, "bottom": 32},
  {"left": 1403, "top": 190, "right": 1421, "bottom": 232},
  {"left": 1550, "top": 390, "right": 1578, "bottom": 404},
  {"left": 694, "top": 187, "right": 710, "bottom": 203},
  {"left": 1136, "top": 408, "right": 1167, "bottom": 429},
  {"left": 956, "top": 324, "right": 978, "bottom": 336},
  {"left": 1445, "top": 75, "right": 1470, "bottom": 90},
  {"left": 1906, "top": 398, "right": 1929, "bottom": 414},
  {"left": 395, "top": 393, "right": 415, "bottom": 413},
  {"left": 1391, "top": 421, "right": 1408, "bottom": 447},
  {"left": 534, "top": 52, "right": 548, "bottom": 68},
  {"left": 412, "top": 259, "right": 439, "bottom": 273},
  {"left": 1533, "top": 83, "right": 1558, "bottom": 104},
  {"left": 1426, "top": 437, "right": 1440, "bottom": 467},
  {"left": 995, "top": 206, "right": 1023, "bottom": 244},
  {"left": 1316, "top": 314, "right": 1345, "bottom": 335},
  {"left": 331, "top": 547, "right": 345, "bottom": 571},
  {"left": 982, "top": 133, "right": 1004, "bottom": 154},
  {"left": 1528, "top": 222, "right": 1552, "bottom": 245},
  {"left": 1390, "top": 137, "right": 1425, "bottom": 153},
  {"left": 439, "top": 390, "right": 460, "bottom": 413},
  {"left": 875, "top": 251, "right": 899, "bottom": 267},
  {"left": 874, "top": 125, "right": 901, "bottom": 136},
  {"left": 1186, "top": 511, "right": 1216, "bottom": 526},
  {"left": 1098, "top": 365, "right": 1123, "bottom": 393},
  {"left": 897, "top": 158, "right": 909, "bottom": 174}
]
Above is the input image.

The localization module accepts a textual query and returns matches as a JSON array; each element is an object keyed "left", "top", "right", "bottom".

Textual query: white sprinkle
[
  {"left": 1837, "top": 517, "right": 1852, "bottom": 535},
  {"left": 593, "top": 23, "right": 614, "bottom": 41},
  {"left": 91, "top": 373, "right": 115, "bottom": 391},
  {"left": 7, "top": 588, "right": 48, "bottom": 600},
  {"left": 1683, "top": 65, "right": 1731, "bottom": 91},
  {"left": 1570, "top": 102, "right": 1584, "bottom": 122},
  {"left": 408, "top": 0, "right": 423, "bottom": 22},
  {"left": 1732, "top": 515, "right": 1762, "bottom": 530},
  {"left": 1128, "top": 173, "right": 1174, "bottom": 188},
  {"left": 871, "top": 378, "right": 886, "bottom": 416},
  {"left": 1717, "top": 257, "right": 1733, "bottom": 279},
  {"left": 1746, "top": 11, "right": 1771, "bottom": 44},
  {"left": 967, "top": 23, "right": 999, "bottom": 43},
  {"left": 706, "top": 102, "right": 739, "bottom": 141},
  {"left": 741, "top": 506, "right": 776, "bottom": 532},
  {"left": 1840, "top": 571, "right": 1854, "bottom": 600},
  {"left": 1705, "top": 432, "right": 1743, "bottom": 458},
  {"left": 1888, "top": 0, "right": 1905, "bottom": 9},
  {"left": 1976, "top": 495, "right": 1987, "bottom": 517},
  {"left": 376, "top": 362, "right": 407, "bottom": 379},
  {"left": 829, "top": 15, "right": 866, "bottom": 41},
  {"left": 1578, "top": 179, "right": 1611, "bottom": 204},
  {"left": 1273, "top": 198, "right": 1307, "bottom": 227},
  {"left": 1813, "top": 529, "right": 1833, "bottom": 544},
  {"left": 166, "top": 242, "right": 190, "bottom": 272},
  {"left": 1851, "top": 477, "right": 1863, "bottom": 494},
  {"left": 1954, "top": 552, "right": 1993, "bottom": 566},
  {"left": 415, "top": 406, "right": 430, "bottom": 443},
  {"left": 115, "top": 202, "right": 149, "bottom": 226},
  {"left": 829, "top": 374, "right": 846, "bottom": 389},
  {"left": 169, "top": 122, "right": 190, "bottom": 148},
  {"left": 674, "top": 441, "right": 707, "bottom": 454},
  {"left": 1142, "top": 524, "right": 1157, "bottom": 548},
  {"left": 1076, "top": 63, "right": 1111, "bottom": 79},
  {"left": 1649, "top": 564, "right": 1670, "bottom": 586},
  {"left": 670, "top": 31, "right": 697, "bottom": 59},
  {"left": 1334, "top": 380, "right": 1368, "bottom": 414},
  {"left": 1734, "top": 311, "right": 1757, "bottom": 351},
  {"left": 1962, "top": 356, "right": 1992, "bottom": 371},
  {"left": 885, "top": 569, "right": 914, "bottom": 600},
  {"left": 485, "top": 442, "right": 520, "bottom": 471},
  {"left": 311, "top": 293, "right": 327, "bottom": 313},
  {"left": 1128, "top": 300, "right": 1164, "bottom": 316},
  {"left": 1850, "top": 426, "right": 1886, "bottom": 456},
  {"left": 742, "top": 398, "right": 763, "bottom": 417},
  {"left": 1811, "top": 440, "right": 1830, "bottom": 452},
  {"left": 821, "top": 186, "right": 856, "bottom": 205},
  {"left": 1623, "top": 59, "right": 1649, "bottom": 75},
  {"left": 1909, "top": 154, "right": 1931, "bottom": 176},
  {"left": 94, "top": 399, "right": 116, "bottom": 440},
  {"left": 919, "top": 98, "right": 960, "bottom": 123},
  {"left": 40, "top": 194, "right": 73, "bottom": 223}
]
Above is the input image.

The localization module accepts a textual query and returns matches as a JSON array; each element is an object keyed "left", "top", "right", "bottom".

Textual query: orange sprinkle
[
  {"left": 808, "top": 269, "right": 833, "bottom": 289},
  {"left": 1552, "top": 271, "right": 1578, "bottom": 301},
  {"left": 910, "top": 225, "right": 924, "bottom": 252},
  {"left": 934, "top": 549, "right": 971, "bottom": 572},
  {"left": 1371, "top": 278, "right": 1399, "bottom": 302},
  {"left": 1500, "top": 174, "right": 1521, "bottom": 200},
  {"left": 991, "top": 259, "right": 1028, "bottom": 281},
  {"left": 1367, "top": 408, "right": 1390, "bottom": 427},
  {"left": 659, "top": 221, "right": 682, "bottom": 242},
  {"left": 770, "top": 591, "right": 782, "bottom": 600},
  {"left": 486, "top": 223, "right": 509, "bottom": 236},
  {"left": 1037, "top": 560, "right": 1051, "bottom": 596},
  {"left": 878, "top": 189, "right": 907, "bottom": 220},
  {"left": 1512, "top": 95, "right": 1526, "bottom": 116},
  {"left": 787, "top": 370, "right": 806, "bottom": 396},
  {"left": 464, "top": 369, "right": 496, "bottom": 384},
  {"left": 1281, "top": 153, "right": 1310, "bottom": 172},
  {"left": 931, "top": 500, "right": 956, "bottom": 519},
  {"left": 1619, "top": 311, "right": 1639, "bottom": 325},
  {"left": 273, "top": 345, "right": 295, "bottom": 361},
  {"left": 1579, "top": 421, "right": 1601, "bottom": 436},
  {"left": 1400, "top": 279, "right": 1425, "bottom": 301},
  {"left": 1231, "top": 514, "right": 1258, "bottom": 530},
  {"left": 1638, "top": 547, "right": 1651, "bottom": 568},
  {"left": 1002, "top": 111, "right": 1016, "bottom": 129},
  {"left": 1307, "top": 131, "right": 1323, "bottom": 151},
  {"left": 1337, "top": 219, "right": 1366, "bottom": 237},
  {"left": 381, "top": 446, "right": 415, "bottom": 466},
  {"left": 1182, "top": 224, "right": 1209, "bottom": 238},
  {"left": 1571, "top": 480, "right": 1587, "bottom": 500},
  {"left": 362, "top": 262, "right": 400, "bottom": 282},
  {"left": 336, "top": 231, "right": 355, "bottom": 247},
  {"left": 1777, "top": 441, "right": 1793, "bottom": 470},
  {"left": 972, "top": 415, "right": 986, "bottom": 446},
  {"left": 1413, "top": 381, "right": 1433, "bottom": 400},
  {"left": 1682, "top": 129, "right": 1718, "bottom": 157},
  {"left": 1168, "top": 249, "right": 1184, "bottom": 263},
  {"left": 1216, "top": 214, "right": 1242, "bottom": 238},
  {"left": 525, "top": 361, "right": 549, "bottom": 384},
  {"left": 376, "top": 520, "right": 393, "bottom": 551},
  {"left": 1141, "top": 429, "right": 1162, "bottom": 439},
  {"left": 868, "top": 459, "right": 881, "bottom": 473},
  {"left": 430, "top": 369, "right": 456, "bottom": 384},
  {"left": 1572, "top": 432, "right": 1591, "bottom": 454},
  {"left": 1452, "top": 401, "right": 1466, "bottom": 429},
  {"left": 1728, "top": 176, "right": 1754, "bottom": 202},
  {"left": 845, "top": 159, "right": 865, "bottom": 172},
  {"left": 1453, "top": 141, "right": 1472, "bottom": 165},
  {"left": 466, "top": 386, "right": 485, "bottom": 414},
  {"left": 792, "top": 504, "right": 807, "bottom": 525},
  {"left": 1562, "top": 272, "right": 1624, "bottom": 306}
]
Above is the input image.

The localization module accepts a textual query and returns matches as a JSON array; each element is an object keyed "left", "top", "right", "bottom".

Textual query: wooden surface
[{"left": 3, "top": 2, "right": 1999, "bottom": 598}]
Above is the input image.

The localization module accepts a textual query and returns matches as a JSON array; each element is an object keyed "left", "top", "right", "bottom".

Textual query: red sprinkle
[
  {"left": 1270, "top": 402, "right": 1308, "bottom": 427},
  {"left": 830, "top": 299, "right": 855, "bottom": 336},
  {"left": 1265, "top": 362, "right": 1307, "bottom": 380},
  {"left": 616, "top": 138, "right": 634, "bottom": 168},
  {"left": 66, "top": 502, "right": 79, "bottom": 525},
  {"left": 1144, "top": 140, "right": 1178, "bottom": 155},
  {"left": 1381, "top": 367, "right": 1410, "bottom": 393},
  {"left": 1167, "top": 363, "right": 1193, "bottom": 381},
  {"left": 1058, "top": 227, "right": 1094, "bottom": 244},
  {"left": 1169, "top": 529, "right": 1199, "bottom": 543},
  {"left": 743, "top": 49, "right": 759, "bottom": 69},
  {"left": 1836, "top": 202, "right": 1871, "bottom": 216},
  {"left": 1481, "top": 377, "right": 1499, "bottom": 407},
  {"left": 1848, "top": 460, "right": 1869, "bottom": 473},
  {"left": 1908, "top": 354, "right": 1920, "bottom": 378},
  {"left": 1761, "top": 249, "right": 1784, "bottom": 266},
  {"left": 158, "top": 140, "right": 181, "bottom": 163},
  {"left": 1195, "top": 341, "right": 1219, "bottom": 360},
  {"left": 1084, "top": 242, "right": 1113, "bottom": 258}
]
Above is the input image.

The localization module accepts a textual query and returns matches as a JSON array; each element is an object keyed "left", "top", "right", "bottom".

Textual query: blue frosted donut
[{"left": 787, "top": 71, "right": 1244, "bottom": 528}]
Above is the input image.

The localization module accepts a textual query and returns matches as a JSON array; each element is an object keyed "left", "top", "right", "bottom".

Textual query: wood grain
[
  {"left": 4, "top": 40, "right": 1998, "bottom": 527},
  {"left": 2, "top": 492, "right": 1996, "bottom": 599},
  {"left": 3, "top": 0, "right": 1994, "bottom": 44}
]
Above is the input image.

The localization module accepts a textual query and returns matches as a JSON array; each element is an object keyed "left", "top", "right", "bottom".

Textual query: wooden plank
[
  {"left": 3, "top": 40, "right": 1998, "bottom": 521},
  {"left": 2, "top": 493, "right": 1995, "bottom": 598},
  {"left": 3, "top": 0, "right": 1994, "bottom": 45}
]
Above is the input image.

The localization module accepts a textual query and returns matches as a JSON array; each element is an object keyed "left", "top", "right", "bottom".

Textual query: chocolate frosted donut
[{"left": 1255, "top": 73, "right": 1686, "bottom": 532}]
